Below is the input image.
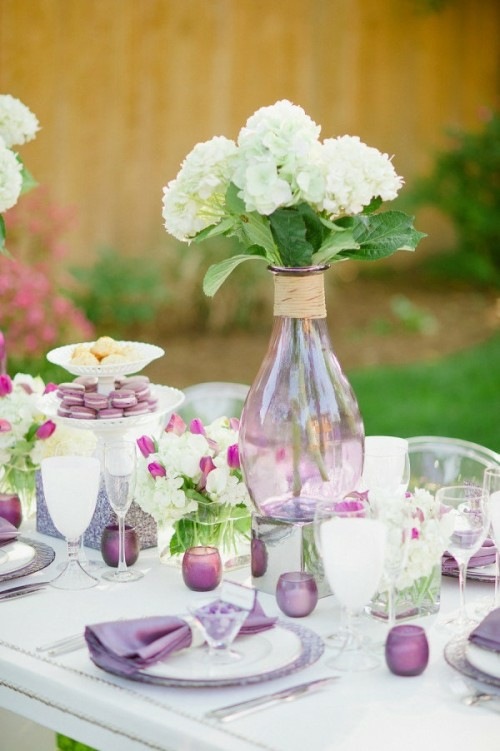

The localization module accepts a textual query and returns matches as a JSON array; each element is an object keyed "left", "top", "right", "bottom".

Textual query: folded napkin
[
  {"left": 442, "top": 538, "right": 497, "bottom": 573},
  {"left": 0, "top": 517, "right": 19, "bottom": 544},
  {"left": 85, "top": 600, "right": 277, "bottom": 675},
  {"left": 469, "top": 608, "right": 500, "bottom": 652}
]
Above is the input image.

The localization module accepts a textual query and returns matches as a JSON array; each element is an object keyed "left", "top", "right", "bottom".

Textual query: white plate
[
  {"left": 466, "top": 642, "right": 500, "bottom": 679},
  {"left": 46, "top": 341, "right": 165, "bottom": 377},
  {"left": 41, "top": 384, "right": 185, "bottom": 433},
  {"left": 143, "top": 626, "right": 303, "bottom": 682},
  {"left": 0, "top": 541, "right": 36, "bottom": 575}
]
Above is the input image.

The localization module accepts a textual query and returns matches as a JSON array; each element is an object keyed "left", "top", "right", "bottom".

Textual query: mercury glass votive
[
  {"left": 0, "top": 492, "right": 23, "bottom": 528},
  {"left": 182, "top": 546, "right": 222, "bottom": 592},
  {"left": 101, "top": 524, "right": 140, "bottom": 568},
  {"left": 276, "top": 571, "right": 318, "bottom": 617},
  {"left": 385, "top": 624, "right": 429, "bottom": 676}
]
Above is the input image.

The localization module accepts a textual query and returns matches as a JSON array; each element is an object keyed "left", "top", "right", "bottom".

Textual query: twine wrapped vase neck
[{"left": 270, "top": 265, "right": 328, "bottom": 320}]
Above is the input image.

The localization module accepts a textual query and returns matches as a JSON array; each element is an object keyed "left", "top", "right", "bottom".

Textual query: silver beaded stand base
[{"left": 251, "top": 514, "right": 331, "bottom": 598}]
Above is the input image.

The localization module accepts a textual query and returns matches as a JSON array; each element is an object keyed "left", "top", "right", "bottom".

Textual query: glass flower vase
[
  {"left": 369, "top": 563, "right": 442, "bottom": 621},
  {"left": 239, "top": 265, "right": 364, "bottom": 523},
  {"left": 0, "top": 463, "right": 37, "bottom": 521}
]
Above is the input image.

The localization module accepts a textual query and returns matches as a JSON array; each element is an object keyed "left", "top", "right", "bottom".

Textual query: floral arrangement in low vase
[
  {"left": 135, "top": 413, "right": 252, "bottom": 565},
  {"left": 162, "top": 100, "right": 426, "bottom": 525},
  {"left": 0, "top": 372, "right": 57, "bottom": 519},
  {"left": 369, "top": 488, "right": 455, "bottom": 620},
  {"left": 0, "top": 94, "right": 40, "bottom": 253}
]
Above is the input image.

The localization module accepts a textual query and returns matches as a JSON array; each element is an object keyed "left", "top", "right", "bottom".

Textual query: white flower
[
  {"left": 0, "top": 137, "right": 23, "bottom": 213},
  {"left": 162, "top": 136, "right": 238, "bottom": 241},
  {"left": 321, "top": 135, "right": 403, "bottom": 217},
  {"left": 0, "top": 94, "right": 40, "bottom": 148}
]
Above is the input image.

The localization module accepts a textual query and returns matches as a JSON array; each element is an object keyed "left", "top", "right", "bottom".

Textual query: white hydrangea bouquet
[
  {"left": 135, "top": 413, "right": 252, "bottom": 559},
  {"left": 371, "top": 488, "right": 454, "bottom": 619},
  {"left": 162, "top": 99, "right": 425, "bottom": 296},
  {"left": 0, "top": 94, "right": 40, "bottom": 253}
]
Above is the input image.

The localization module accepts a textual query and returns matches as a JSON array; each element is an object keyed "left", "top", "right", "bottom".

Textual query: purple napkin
[
  {"left": 442, "top": 538, "right": 497, "bottom": 573},
  {"left": 0, "top": 517, "right": 19, "bottom": 544},
  {"left": 85, "top": 600, "right": 277, "bottom": 675},
  {"left": 469, "top": 608, "right": 500, "bottom": 652}
]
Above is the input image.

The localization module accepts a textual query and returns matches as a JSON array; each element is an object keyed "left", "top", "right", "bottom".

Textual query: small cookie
[
  {"left": 90, "top": 336, "right": 116, "bottom": 359},
  {"left": 98, "top": 407, "right": 124, "bottom": 419}
]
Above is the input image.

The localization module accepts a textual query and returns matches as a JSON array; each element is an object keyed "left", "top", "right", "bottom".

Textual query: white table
[{"left": 0, "top": 526, "right": 498, "bottom": 751}]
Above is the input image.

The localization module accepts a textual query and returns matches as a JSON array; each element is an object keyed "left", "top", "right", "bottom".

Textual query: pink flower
[
  {"left": 189, "top": 418, "right": 205, "bottom": 435},
  {"left": 0, "top": 374, "right": 13, "bottom": 397},
  {"left": 35, "top": 420, "right": 56, "bottom": 440},
  {"left": 148, "top": 461, "right": 166, "bottom": 478},
  {"left": 227, "top": 444, "right": 240, "bottom": 469},
  {"left": 229, "top": 417, "right": 240, "bottom": 431},
  {"left": 0, "top": 419, "right": 11, "bottom": 433},
  {"left": 198, "top": 455, "right": 216, "bottom": 489},
  {"left": 43, "top": 382, "right": 58, "bottom": 394},
  {"left": 165, "top": 413, "right": 186, "bottom": 435},
  {"left": 411, "top": 527, "right": 420, "bottom": 540},
  {"left": 137, "top": 435, "right": 156, "bottom": 458}
]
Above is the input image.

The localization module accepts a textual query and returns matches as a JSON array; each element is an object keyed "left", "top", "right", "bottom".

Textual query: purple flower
[
  {"left": 227, "top": 443, "right": 240, "bottom": 469},
  {"left": 0, "top": 419, "right": 11, "bottom": 433},
  {"left": 148, "top": 461, "right": 166, "bottom": 478},
  {"left": 189, "top": 418, "right": 205, "bottom": 435},
  {"left": 165, "top": 413, "right": 186, "bottom": 435},
  {"left": 43, "top": 382, "right": 59, "bottom": 395},
  {"left": 199, "top": 455, "right": 216, "bottom": 489},
  {"left": 411, "top": 527, "right": 420, "bottom": 540},
  {"left": 0, "top": 374, "right": 13, "bottom": 397},
  {"left": 137, "top": 435, "right": 156, "bottom": 458},
  {"left": 35, "top": 420, "right": 56, "bottom": 440}
]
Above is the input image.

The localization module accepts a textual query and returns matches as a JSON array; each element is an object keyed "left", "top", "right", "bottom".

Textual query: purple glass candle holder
[
  {"left": 276, "top": 571, "right": 318, "bottom": 617},
  {"left": 101, "top": 524, "right": 140, "bottom": 568},
  {"left": 0, "top": 492, "right": 23, "bottom": 529},
  {"left": 182, "top": 546, "right": 222, "bottom": 592},
  {"left": 385, "top": 624, "right": 429, "bottom": 676}
]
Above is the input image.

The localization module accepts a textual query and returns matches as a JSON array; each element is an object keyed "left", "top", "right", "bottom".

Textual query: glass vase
[
  {"left": 369, "top": 562, "right": 442, "bottom": 621},
  {"left": 0, "top": 463, "right": 37, "bottom": 521},
  {"left": 238, "top": 265, "right": 364, "bottom": 522}
]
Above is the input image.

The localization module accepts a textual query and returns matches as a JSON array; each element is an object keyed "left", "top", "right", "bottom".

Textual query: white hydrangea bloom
[
  {"left": 206, "top": 466, "right": 251, "bottom": 507},
  {"left": 320, "top": 135, "right": 404, "bottom": 217},
  {"left": 162, "top": 135, "right": 238, "bottom": 241},
  {"left": 0, "top": 137, "right": 23, "bottom": 213},
  {"left": 0, "top": 94, "right": 40, "bottom": 148}
]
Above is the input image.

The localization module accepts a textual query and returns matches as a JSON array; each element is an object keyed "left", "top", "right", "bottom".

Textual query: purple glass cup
[
  {"left": 182, "top": 546, "right": 222, "bottom": 592},
  {"left": 276, "top": 571, "right": 318, "bottom": 617},
  {"left": 385, "top": 624, "right": 429, "bottom": 676},
  {"left": 101, "top": 524, "right": 140, "bottom": 568},
  {"left": 0, "top": 492, "right": 22, "bottom": 529}
]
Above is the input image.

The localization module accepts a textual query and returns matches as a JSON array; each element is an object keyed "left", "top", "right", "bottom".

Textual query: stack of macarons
[{"left": 56, "top": 375, "right": 158, "bottom": 420}]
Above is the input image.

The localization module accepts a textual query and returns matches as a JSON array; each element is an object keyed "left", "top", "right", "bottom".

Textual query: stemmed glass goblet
[
  {"left": 41, "top": 455, "right": 101, "bottom": 589},
  {"left": 436, "top": 484, "right": 490, "bottom": 632},
  {"left": 483, "top": 468, "right": 500, "bottom": 609},
  {"left": 102, "top": 440, "right": 143, "bottom": 583},
  {"left": 314, "top": 498, "right": 387, "bottom": 671}
]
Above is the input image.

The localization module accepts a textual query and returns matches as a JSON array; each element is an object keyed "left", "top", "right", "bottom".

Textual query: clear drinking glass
[
  {"left": 360, "top": 436, "right": 410, "bottom": 500},
  {"left": 102, "top": 441, "right": 143, "bottom": 583},
  {"left": 436, "top": 484, "right": 490, "bottom": 631},
  {"left": 483, "top": 468, "right": 500, "bottom": 609},
  {"left": 314, "top": 498, "right": 387, "bottom": 671},
  {"left": 41, "top": 456, "right": 101, "bottom": 589}
]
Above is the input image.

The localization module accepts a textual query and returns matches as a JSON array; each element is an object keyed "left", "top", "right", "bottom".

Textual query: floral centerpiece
[
  {"left": 135, "top": 413, "right": 252, "bottom": 564},
  {"left": 0, "top": 94, "right": 39, "bottom": 253},
  {"left": 0, "top": 372, "right": 57, "bottom": 518},
  {"left": 370, "top": 488, "right": 454, "bottom": 619}
]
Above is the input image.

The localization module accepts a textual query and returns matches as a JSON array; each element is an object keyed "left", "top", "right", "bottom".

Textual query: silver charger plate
[
  {"left": 444, "top": 634, "right": 500, "bottom": 692},
  {"left": 0, "top": 537, "right": 55, "bottom": 583},
  {"left": 92, "top": 621, "right": 324, "bottom": 688}
]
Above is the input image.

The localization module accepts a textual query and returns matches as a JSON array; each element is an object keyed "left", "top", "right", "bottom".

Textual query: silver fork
[{"left": 36, "top": 631, "right": 86, "bottom": 656}]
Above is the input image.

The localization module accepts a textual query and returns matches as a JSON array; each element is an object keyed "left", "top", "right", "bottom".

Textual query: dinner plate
[
  {"left": 95, "top": 621, "right": 324, "bottom": 688},
  {"left": 466, "top": 642, "right": 500, "bottom": 679},
  {"left": 444, "top": 634, "right": 500, "bottom": 692},
  {"left": 0, "top": 540, "right": 36, "bottom": 575},
  {"left": 443, "top": 563, "right": 496, "bottom": 583},
  {"left": 46, "top": 341, "right": 165, "bottom": 377},
  {"left": 0, "top": 538, "right": 55, "bottom": 583}
]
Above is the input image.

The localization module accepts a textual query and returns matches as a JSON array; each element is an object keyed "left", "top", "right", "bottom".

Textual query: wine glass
[
  {"left": 188, "top": 581, "right": 256, "bottom": 664},
  {"left": 40, "top": 455, "right": 101, "bottom": 589},
  {"left": 102, "top": 441, "right": 143, "bottom": 583},
  {"left": 314, "top": 498, "right": 387, "bottom": 671},
  {"left": 436, "top": 484, "right": 490, "bottom": 632},
  {"left": 483, "top": 468, "right": 500, "bottom": 609},
  {"left": 360, "top": 436, "right": 410, "bottom": 500}
]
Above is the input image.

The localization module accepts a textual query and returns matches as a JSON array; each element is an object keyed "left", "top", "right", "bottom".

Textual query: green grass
[{"left": 348, "top": 333, "right": 500, "bottom": 453}]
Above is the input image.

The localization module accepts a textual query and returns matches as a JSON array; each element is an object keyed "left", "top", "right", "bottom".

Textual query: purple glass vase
[
  {"left": 0, "top": 492, "right": 22, "bottom": 528},
  {"left": 385, "top": 625, "right": 429, "bottom": 676},
  {"left": 182, "top": 546, "right": 222, "bottom": 592},
  {"left": 276, "top": 571, "right": 318, "bottom": 617},
  {"left": 239, "top": 265, "right": 364, "bottom": 523},
  {"left": 101, "top": 524, "right": 140, "bottom": 568}
]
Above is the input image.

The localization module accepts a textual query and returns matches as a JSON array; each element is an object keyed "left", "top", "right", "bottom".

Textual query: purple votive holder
[
  {"left": 100, "top": 524, "right": 140, "bottom": 568},
  {"left": 276, "top": 571, "right": 318, "bottom": 618},
  {"left": 385, "top": 624, "right": 429, "bottom": 676},
  {"left": 182, "top": 546, "right": 222, "bottom": 592},
  {"left": 0, "top": 492, "right": 23, "bottom": 529}
]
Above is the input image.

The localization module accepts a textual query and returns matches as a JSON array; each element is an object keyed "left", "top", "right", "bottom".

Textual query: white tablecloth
[{"left": 0, "top": 525, "right": 498, "bottom": 751}]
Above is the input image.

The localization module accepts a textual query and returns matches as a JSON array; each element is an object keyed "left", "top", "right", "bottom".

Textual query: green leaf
[
  {"left": 0, "top": 216, "right": 7, "bottom": 256},
  {"left": 203, "top": 253, "right": 268, "bottom": 297},
  {"left": 20, "top": 165, "right": 38, "bottom": 195},
  {"left": 193, "top": 216, "right": 237, "bottom": 242},
  {"left": 338, "top": 212, "right": 427, "bottom": 261},
  {"left": 269, "top": 207, "right": 313, "bottom": 266},
  {"left": 312, "top": 228, "right": 360, "bottom": 264}
]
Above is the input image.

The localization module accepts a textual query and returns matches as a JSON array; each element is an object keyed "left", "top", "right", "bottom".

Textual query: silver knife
[
  {"left": 0, "top": 582, "right": 48, "bottom": 601},
  {"left": 206, "top": 677, "right": 338, "bottom": 722}
]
